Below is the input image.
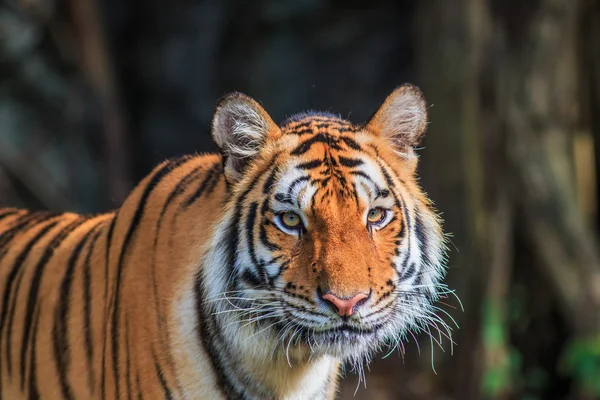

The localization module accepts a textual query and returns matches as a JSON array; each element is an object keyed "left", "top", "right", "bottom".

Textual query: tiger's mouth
[
  {"left": 311, "top": 324, "right": 381, "bottom": 344},
  {"left": 273, "top": 319, "right": 390, "bottom": 356}
]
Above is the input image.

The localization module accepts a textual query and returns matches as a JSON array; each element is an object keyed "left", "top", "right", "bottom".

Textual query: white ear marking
[
  {"left": 366, "top": 84, "right": 428, "bottom": 153},
  {"left": 211, "top": 93, "right": 279, "bottom": 182}
]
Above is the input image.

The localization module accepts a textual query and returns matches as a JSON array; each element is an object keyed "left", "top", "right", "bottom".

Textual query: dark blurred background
[{"left": 1, "top": 0, "right": 600, "bottom": 399}]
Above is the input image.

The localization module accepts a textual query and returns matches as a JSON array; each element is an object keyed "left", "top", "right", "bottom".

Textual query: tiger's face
[{"left": 209, "top": 85, "right": 448, "bottom": 363}]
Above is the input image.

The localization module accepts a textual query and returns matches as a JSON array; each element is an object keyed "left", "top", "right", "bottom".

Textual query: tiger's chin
[{"left": 277, "top": 321, "right": 393, "bottom": 362}]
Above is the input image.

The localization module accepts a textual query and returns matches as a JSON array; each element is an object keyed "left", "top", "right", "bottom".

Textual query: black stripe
[
  {"left": 157, "top": 166, "right": 204, "bottom": 229},
  {"left": 338, "top": 156, "right": 363, "bottom": 168},
  {"left": 377, "top": 189, "right": 390, "bottom": 199},
  {"left": 0, "top": 209, "right": 19, "bottom": 223},
  {"left": 101, "top": 214, "right": 117, "bottom": 400},
  {"left": 258, "top": 167, "right": 283, "bottom": 251},
  {"left": 376, "top": 162, "right": 402, "bottom": 210},
  {"left": 0, "top": 212, "right": 59, "bottom": 259},
  {"left": 413, "top": 273, "right": 424, "bottom": 289},
  {"left": 183, "top": 163, "right": 221, "bottom": 208},
  {"left": 259, "top": 221, "right": 280, "bottom": 251},
  {"left": 297, "top": 159, "right": 323, "bottom": 170},
  {"left": 318, "top": 176, "right": 331, "bottom": 188},
  {"left": 414, "top": 212, "right": 424, "bottom": 243},
  {"left": 288, "top": 127, "right": 315, "bottom": 136},
  {"left": 20, "top": 217, "right": 88, "bottom": 389},
  {"left": 397, "top": 201, "right": 413, "bottom": 280},
  {"left": 262, "top": 166, "right": 279, "bottom": 194},
  {"left": 245, "top": 202, "right": 266, "bottom": 285},
  {"left": 397, "top": 215, "right": 406, "bottom": 241},
  {"left": 136, "top": 372, "right": 143, "bottom": 400},
  {"left": 226, "top": 157, "right": 279, "bottom": 281},
  {"left": 414, "top": 211, "right": 431, "bottom": 271},
  {"left": 110, "top": 160, "right": 178, "bottom": 400},
  {"left": 153, "top": 351, "right": 173, "bottom": 400},
  {"left": 351, "top": 183, "right": 360, "bottom": 208},
  {"left": 151, "top": 162, "right": 204, "bottom": 338},
  {"left": 369, "top": 144, "right": 411, "bottom": 204},
  {"left": 205, "top": 169, "right": 222, "bottom": 196},
  {"left": 0, "top": 220, "right": 59, "bottom": 377},
  {"left": 340, "top": 136, "right": 362, "bottom": 151},
  {"left": 27, "top": 306, "right": 42, "bottom": 400},
  {"left": 314, "top": 121, "right": 348, "bottom": 130},
  {"left": 149, "top": 165, "right": 202, "bottom": 399},
  {"left": 258, "top": 195, "right": 281, "bottom": 252},
  {"left": 267, "top": 259, "right": 288, "bottom": 287},
  {"left": 195, "top": 273, "right": 247, "bottom": 400},
  {"left": 291, "top": 133, "right": 328, "bottom": 156},
  {"left": 3, "top": 210, "right": 56, "bottom": 228},
  {"left": 284, "top": 120, "right": 312, "bottom": 130},
  {"left": 399, "top": 262, "right": 417, "bottom": 281},
  {"left": 5, "top": 268, "right": 25, "bottom": 376},
  {"left": 274, "top": 193, "right": 293, "bottom": 205},
  {"left": 241, "top": 269, "right": 263, "bottom": 287},
  {"left": 53, "top": 222, "right": 101, "bottom": 400},
  {"left": 286, "top": 176, "right": 310, "bottom": 198},
  {"left": 84, "top": 227, "right": 104, "bottom": 392},
  {"left": 259, "top": 199, "right": 270, "bottom": 217},
  {"left": 350, "top": 171, "right": 383, "bottom": 196}
]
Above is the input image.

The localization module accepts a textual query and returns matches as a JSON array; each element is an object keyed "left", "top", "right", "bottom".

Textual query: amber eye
[
  {"left": 367, "top": 208, "right": 386, "bottom": 225},
  {"left": 281, "top": 211, "right": 302, "bottom": 229}
]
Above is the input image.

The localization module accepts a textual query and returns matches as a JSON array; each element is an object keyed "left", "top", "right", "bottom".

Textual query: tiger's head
[{"left": 203, "top": 85, "right": 449, "bottom": 364}]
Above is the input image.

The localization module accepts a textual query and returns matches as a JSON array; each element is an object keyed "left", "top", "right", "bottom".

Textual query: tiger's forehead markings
[
  {"left": 280, "top": 116, "right": 363, "bottom": 158},
  {"left": 281, "top": 114, "right": 359, "bottom": 136},
  {"left": 272, "top": 115, "right": 378, "bottom": 211}
]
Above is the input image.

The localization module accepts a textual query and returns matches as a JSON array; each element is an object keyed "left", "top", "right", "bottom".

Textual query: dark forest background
[{"left": 2, "top": 0, "right": 600, "bottom": 399}]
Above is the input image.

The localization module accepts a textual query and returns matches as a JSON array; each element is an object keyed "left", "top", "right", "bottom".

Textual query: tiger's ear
[
  {"left": 366, "top": 84, "right": 428, "bottom": 153},
  {"left": 212, "top": 93, "right": 280, "bottom": 182}
]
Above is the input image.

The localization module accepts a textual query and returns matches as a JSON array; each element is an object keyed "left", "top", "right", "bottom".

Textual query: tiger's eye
[
  {"left": 282, "top": 212, "right": 301, "bottom": 228},
  {"left": 367, "top": 208, "right": 385, "bottom": 224}
]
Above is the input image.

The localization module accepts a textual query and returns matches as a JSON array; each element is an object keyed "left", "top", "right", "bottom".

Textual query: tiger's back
[{"left": 0, "top": 154, "right": 228, "bottom": 399}]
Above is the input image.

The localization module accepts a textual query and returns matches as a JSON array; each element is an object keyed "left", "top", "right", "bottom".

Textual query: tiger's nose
[{"left": 320, "top": 291, "right": 370, "bottom": 317}]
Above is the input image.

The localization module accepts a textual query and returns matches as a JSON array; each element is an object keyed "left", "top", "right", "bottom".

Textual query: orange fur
[{"left": 0, "top": 84, "right": 449, "bottom": 399}]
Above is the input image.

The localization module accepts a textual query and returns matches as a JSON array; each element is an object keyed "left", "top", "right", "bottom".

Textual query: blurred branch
[
  {"left": 9, "top": 0, "right": 55, "bottom": 21},
  {"left": 502, "top": 0, "right": 600, "bottom": 336},
  {"left": 499, "top": 2, "right": 600, "bottom": 397},
  {"left": 582, "top": 0, "right": 600, "bottom": 229},
  {"left": 66, "top": 0, "right": 132, "bottom": 205},
  {"left": 0, "top": 138, "right": 72, "bottom": 210},
  {"left": 480, "top": 190, "right": 515, "bottom": 399},
  {"left": 573, "top": 133, "right": 596, "bottom": 223},
  {"left": 419, "top": 0, "right": 600, "bottom": 397}
]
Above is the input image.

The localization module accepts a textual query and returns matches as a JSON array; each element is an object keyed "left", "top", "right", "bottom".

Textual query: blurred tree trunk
[
  {"left": 419, "top": 0, "right": 600, "bottom": 398},
  {"left": 67, "top": 0, "right": 132, "bottom": 205},
  {"left": 417, "top": 0, "right": 493, "bottom": 397},
  {"left": 583, "top": 0, "right": 600, "bottom": 230}
]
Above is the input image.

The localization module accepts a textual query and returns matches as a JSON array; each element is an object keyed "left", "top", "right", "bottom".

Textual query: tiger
[{"left": 0, "top": 84, "right": 450, "bottom": 399}]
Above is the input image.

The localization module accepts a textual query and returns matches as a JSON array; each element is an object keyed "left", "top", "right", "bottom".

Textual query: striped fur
[{"left": 0, "top": 84, "right": 450, "bottom": 399}]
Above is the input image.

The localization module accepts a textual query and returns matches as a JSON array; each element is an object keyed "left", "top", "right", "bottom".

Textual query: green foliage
[
  {"left": 481, "top": 299, "right": 522, "bottom": 397},
  {"left": 481, "top": 347, "right": 522, "bottom": 397},
  {"left": 561, "top": 335, "right": 600, "bottom": 396}
]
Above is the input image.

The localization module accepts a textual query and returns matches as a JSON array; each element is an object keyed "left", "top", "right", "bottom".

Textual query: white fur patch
[{"left": 213, "top": 101, "right": 269, "bottom": 159}]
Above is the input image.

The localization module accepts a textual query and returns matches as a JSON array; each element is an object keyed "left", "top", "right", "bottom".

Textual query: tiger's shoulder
[{"left": 0, "top": 153, "right": 229, "bottom": 399}]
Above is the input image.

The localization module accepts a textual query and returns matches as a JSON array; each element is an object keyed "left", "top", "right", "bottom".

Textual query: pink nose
[{"left": 321, "top": 292, "right": 369, "bottom": 317}]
